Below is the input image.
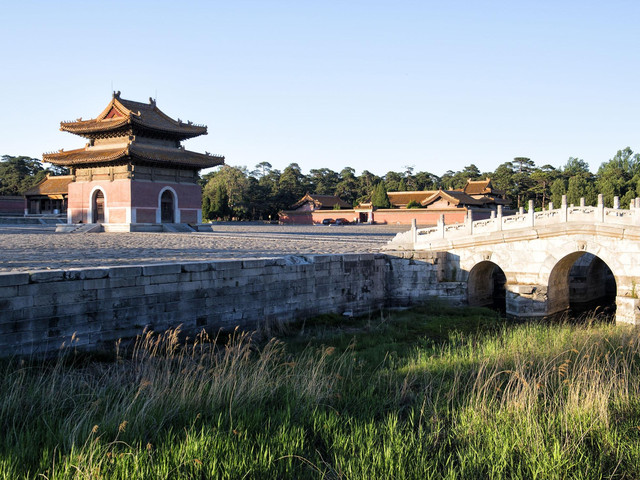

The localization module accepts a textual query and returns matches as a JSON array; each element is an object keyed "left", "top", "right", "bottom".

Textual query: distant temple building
[
  {"left": 43, "top": 92, "right": 224, "bottom": 229},
  {"left": 279, "top": 178, "right": 510, "bottom": 225},
  {"left": 292, "top": 193, "right": 351, "bottom": 211},
  {"left": 278, "top": 193, "right": 352, "bottom": 224},
  {"left": 24, "top": 174, "right": 74, "bottom": 215},
  {"left": 387, "top": 179, "right": 509, "bottom": 209}
]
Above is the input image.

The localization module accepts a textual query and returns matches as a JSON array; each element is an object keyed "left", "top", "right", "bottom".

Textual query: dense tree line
[
  {"left": 200, "top": 147, "right": 640, "bottom": 221},
  {"left": 0, "top": 155, "right": 68, "bottom": 196},
  {"left": 3, "top": 148, "right": 640, "bottom": 221}
]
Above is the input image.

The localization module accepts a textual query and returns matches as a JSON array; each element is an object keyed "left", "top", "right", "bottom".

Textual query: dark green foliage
[
  {"left": 308, "top": 168, "right": 339, "bottom": 195},
  {"left": 596, "top": 148, "right": 640, "bottom": 207},
  {"left": 202, "top": 195, "right": 213, "bottom": 220},
  {"left": 371, "top": 182, "right": 391, "bottom": 208},
  {"left": 406, "top": 200, "right": 421, "bottom": 208},
  {"left": 441, "top": 164, "right": 482, "bottom": 190},
  {"left": 0, "top": 155, "right": 47, "bottom": 195},
  {"left": 530, "top": 164, "right": 559, "bottom": 209},
  {"left": 383, "top": 171, "right": 406, "bottom": 192},
  {"left": 193, "top": 145, "right": 640, "bottom": 219},
  {"left": 210, "top": 183, "right": 230, "bottom": 219},
  {"left": 550, "top": 177, "right": 566, "bottom": 207}
]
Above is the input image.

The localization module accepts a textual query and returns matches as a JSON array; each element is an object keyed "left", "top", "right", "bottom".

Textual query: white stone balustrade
[
  {"left": 406, "top": 194, "right": 640, "bottom": 246},
  {"left": 385, "top": 194, "right": 640, "bottom": 326}
]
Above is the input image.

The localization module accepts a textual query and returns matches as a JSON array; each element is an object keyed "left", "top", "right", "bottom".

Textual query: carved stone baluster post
[
  {"left": 597, "top": 194, "right": 604, "bottom": 223},
  {"left": 633, "top": 198, "right": 640, "bottom": 226},
  {"left": 411, "top": 218, "right": 417, "bottom": 245},
  {"left": 438, "top": 213, "right": 445, "bottom": 238},
  {"left": 528, "top": 200, "right": 535, "bottom": 227},
  {"left": 561, "top": 195, "right": 568, "bottom": 222},
  {"left": 496, "top": 205, "right": 503, "bottom": 231},
  {"left": 548, "top": 201, "right": 553, "bottom": 211},
  {"left": 614, "top": 196, "right": 620, "bottom": 209},
  {"left": 467, "top": 209, "right": 474, "bottom": 235},
  {"left": 580, "top": 197, "right": 585, "bottom": 207}
]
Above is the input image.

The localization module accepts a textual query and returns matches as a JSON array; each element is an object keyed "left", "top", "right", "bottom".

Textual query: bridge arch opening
[
  {"left": 467, "top": 261, "right": 506, "bottom": 312},
  {"left": 547, "top": 252, "right": 616, "bottom": 319}
]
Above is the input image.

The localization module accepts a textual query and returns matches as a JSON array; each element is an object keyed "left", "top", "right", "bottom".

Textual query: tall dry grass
[
  {"left": 3, "top": 312, "right": 640, "bottom": 478},
  {"left": 395, "top": 319, "right": 640, "bottom": 478},
  {"left": 0, "top": 326, "right": 346, "bottom": 478}
]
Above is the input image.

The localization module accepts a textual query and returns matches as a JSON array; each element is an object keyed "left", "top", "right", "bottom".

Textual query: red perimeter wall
[
  {"left": 279, "top": 208, "right": 493, "bottom": 226},
  {"left": 0, "top": 196, "right": 25, "bottom": 215}
]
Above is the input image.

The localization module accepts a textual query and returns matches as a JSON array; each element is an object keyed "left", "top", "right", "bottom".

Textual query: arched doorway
[
  {"left": 160, "top": 190, "right": 175, "bottom": 223},
  {"left": 92, "top": 190, "right": 105, "bottom": 223},
  {"left": 467, "top": 261, "right": 507, "bottom": 312},
  {"left": 547, "top": 252, "right": 616, "bottom": 319}
]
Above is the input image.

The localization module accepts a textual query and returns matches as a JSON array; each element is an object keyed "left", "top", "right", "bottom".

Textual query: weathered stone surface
[
  {"left": 387, "top": 209, "right": 640, "bottom": 324},
  {"left": 109, "top": 266, "right": 143, "bottom": 278},
  {"left": 29, "top": 270, "right": 65, "bottom": 283},
  {"left": 0, "top": 253, "right": 453, "bottom": 358},
  {"left": 0, "top": 273, "right": 29, "bottom": 287},
  {"left": 142, "top": 264, "right": 182, "bottom": 276}
]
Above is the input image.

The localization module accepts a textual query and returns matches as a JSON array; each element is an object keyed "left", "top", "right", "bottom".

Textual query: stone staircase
[
  {"left": 55, "top": 223, "right": 197, "bottom": 233},
  {"left": 162, "top": 223, "right": 196, "bottom": 233},
  {"left": 55, "top": 223, "right": 103, "bottom": 233}
]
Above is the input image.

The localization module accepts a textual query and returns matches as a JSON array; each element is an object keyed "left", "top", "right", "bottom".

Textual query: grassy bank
[{"left": 2, "top": 306, "right": 639, "bottom": 479}]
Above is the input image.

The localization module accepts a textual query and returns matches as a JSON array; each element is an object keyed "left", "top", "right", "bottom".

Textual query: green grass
[{"left": 1, "top": 306, "right": 640, "bottom": 479}]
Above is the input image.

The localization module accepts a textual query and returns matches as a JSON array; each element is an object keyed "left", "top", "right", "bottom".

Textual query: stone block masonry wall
[
  {"left": 0, "top": 253, "right": 445, "bottom": 358},
  {"left": 385, "top": 251, "right": 467, "bottom": 307}
]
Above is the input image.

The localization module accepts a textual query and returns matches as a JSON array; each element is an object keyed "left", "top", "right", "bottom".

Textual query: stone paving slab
[{"left": 0, "top": 224, "right": 408, "bottom": 272}]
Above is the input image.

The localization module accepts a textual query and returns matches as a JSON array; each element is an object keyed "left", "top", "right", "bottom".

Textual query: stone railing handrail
[{"left": 391, "top": 194, "right": 640, "bottom": 247}]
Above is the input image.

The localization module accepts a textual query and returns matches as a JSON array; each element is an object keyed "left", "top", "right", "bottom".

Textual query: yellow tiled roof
[
  {"left": 23, "top": 175, "right": 74, "bottom": 196},
  {"left": 43, "top": 142, "right": 224, "bottom": 169},
  {"left": 60, "top": 93, "right": 207, "bottom": 140}
]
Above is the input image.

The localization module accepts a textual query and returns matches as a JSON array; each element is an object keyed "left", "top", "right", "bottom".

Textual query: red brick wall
[
  {"left": 136, "top": 208, "right": 157, "bottom": 223},
  {"left": 372, "top": 209, "right": 467, "bottom": 225},
  {"left": 67, "top": 179, "right": 202, "bottom": 224},
  {"left": 68, "top": 180, "right": 132, "bottom": 224},
  {"left": 0, "top": 196, "right": 25, "bottom": 215},
  {"left": 130, "top": 181, "right": 202, "bottom": 209},
  {"left": 280, "top": 208, "right": 493, "bottom": 226},
  {"left": 279, "top": 210, "right": 358, "bottom": 225}
]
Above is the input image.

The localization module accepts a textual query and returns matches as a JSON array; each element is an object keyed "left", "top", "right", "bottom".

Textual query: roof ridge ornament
[
  {"left": 113, "top": 90, "right": 121, "bottom": 99},
  {"left": 149, "top": 97, "right": 156, "bottom": 106}
]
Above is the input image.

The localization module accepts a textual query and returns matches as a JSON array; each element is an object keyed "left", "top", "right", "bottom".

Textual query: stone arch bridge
[{"left": 385, "top": 195, "right": 640, "bottom": 325}]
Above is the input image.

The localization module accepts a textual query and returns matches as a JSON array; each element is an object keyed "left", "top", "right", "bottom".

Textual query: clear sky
[{"left": 1, "top": 0, "right": 639, "bottom": 177}]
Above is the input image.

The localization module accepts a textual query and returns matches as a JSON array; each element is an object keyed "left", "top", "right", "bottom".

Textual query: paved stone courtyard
[{"left": 0, "top": 224, "right": 407, "bottom": 272}]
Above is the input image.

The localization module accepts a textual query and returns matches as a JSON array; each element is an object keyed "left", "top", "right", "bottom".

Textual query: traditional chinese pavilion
[{"left": 43, "top": 92, "right": 224, "bottom": 228}]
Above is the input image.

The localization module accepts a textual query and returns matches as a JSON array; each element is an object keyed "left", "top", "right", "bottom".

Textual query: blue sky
[{"left": 1, "top": 0, "right": 638, "bottom": 177}]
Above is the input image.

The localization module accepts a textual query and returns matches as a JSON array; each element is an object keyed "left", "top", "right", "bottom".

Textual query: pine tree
[
  {"left": 211, "top": 184, "right": 230, "bottom": 220},
  {"left": 371, "top": 182, "right": 390, "bottom": 208},
  {"left": 550, "top": 178, "right": 566, "bottom": 207},
  {"left": 202, "top": 196, "right": 213, "bottom": 221}
]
